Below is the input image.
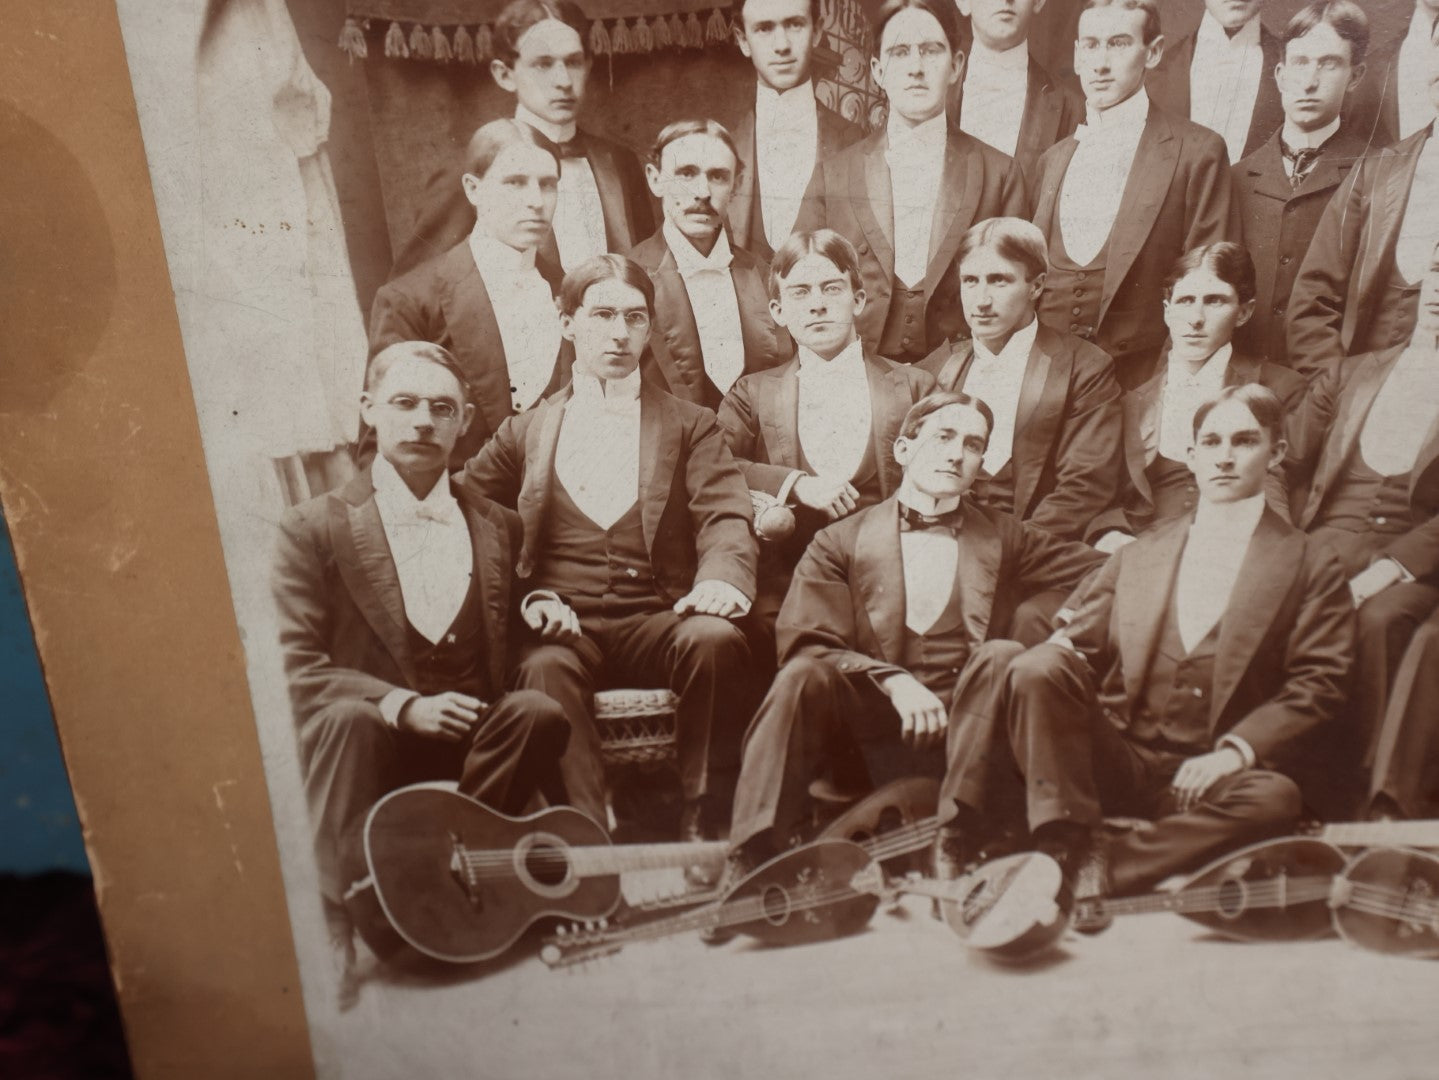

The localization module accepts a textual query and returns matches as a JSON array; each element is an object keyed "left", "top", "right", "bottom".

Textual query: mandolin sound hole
[
  {"left": 760, "top": 885, "right": 792, "bottom": 925},
  {"left": 1216, "top": 878, "right": 1248, "bottom": 919}
]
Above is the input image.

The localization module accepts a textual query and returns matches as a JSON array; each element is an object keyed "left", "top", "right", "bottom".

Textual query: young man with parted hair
[
  {"left": 1145, "top": 0, "right": 1285, "bottom": 164},
  {"left": 272, "top": 340, "right": 572, "bottom": 983},
  {"left": 941, "top": 384, "right": 1353, "bottom": 903},
  {"left": 1029, "top": 0, "right": 1239, "bottom": 390},
  {"left": 629, "top": 119, "right": 792, "bottom": 411},
  {"left": 389, "top": 0, "right": 653, "bottom": 278},
  {"left": 459, "top": 255, "right": 759, "bottom": 870},
  {"left": 950, "top": 0, "right": 1085, "bottom": 179},
  {"left": 1231, "top": 0, "right": 1372, "bottom": 369},
  {"left": 716, "top": 390, "right": 1104, "bottom": 894},
  {"left": 728, "top": 0, "right": 865, "bottom": 260},
  {"left": 717, "top": 229, "right": 934, "bottom": 652}
]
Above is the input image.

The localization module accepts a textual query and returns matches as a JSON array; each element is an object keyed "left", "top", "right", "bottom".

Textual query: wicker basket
[{"left": 593, "top": 688, "right": 679, "bottom": 767}]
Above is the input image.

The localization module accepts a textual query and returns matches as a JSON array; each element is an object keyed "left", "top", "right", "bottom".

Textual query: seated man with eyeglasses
[
  {"left": 272, "top": 340, "right": 573, "bottom": 986},
  {"left": 460, "top": 255, "right": 760, "bottom": 868}
]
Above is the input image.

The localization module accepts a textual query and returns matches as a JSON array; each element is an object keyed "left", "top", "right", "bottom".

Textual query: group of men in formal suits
[{"left": 271, "top": 0, "right": 1439, "bottom": 983}]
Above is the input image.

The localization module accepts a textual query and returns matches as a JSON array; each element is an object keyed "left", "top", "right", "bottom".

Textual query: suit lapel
[
  {"left": 1016, "top": 61, "right": 1062, "bottom": 171},
  {"left": 582, "top": 135, "right": 635, "bottom": 252},
  {"left": 954, "top": 503, "right": 1001, "bottom": 647},
  {"left": 516, "top": 391, "right": 569, "bottom": 578},
  {"left": 760, "top": 361, "right": 801, "bottom": 468},
  {"left": 652, "top": 246, "right": 707, "bottom": 397},
  {"left": 1114, "top": 519, "right": 1187, "bottom": 710},
  {"left": 859, "top": 135, "right": 897, "bottom": 276},
  {"left": 1033, "top": 139, "right": 1078, "bottom": 235},
  {"left": 1244, "top": 28, "right": 1286, "bottom": 158},
  {"left": 1010, "top": 332, "right": 1059, "bottom": 515},
  {"left": 333, "top": 476, "right": 416, "bottom": 686},
  {"left": 1211, "top": 511, "right": 1300, "bottom": 724},
  {"left": 1361, "top": 133, "right": 1428, "bottom": 304},
  {"left": 1125, "top": 369, "right": 1162, "bottom": 498},
  {"left": 730, "top": 108, "right": 758, "bottom": 249},
  {"left": 1244, "top": 137, "right": 1295, "bottom": 204},
  {"left": 924, "top": 131, "right": 981, "bottom": 291},
  {"left": 854, "top": 500, "right": 907, "bottom": 663},
  {"left": 866, "top": 357, "right": 907, "bottom": 497},
  {"left": 1102, "top": 113, "right": 1180, "bottom": 321},
  {"left": 734, "top": 254, "right": 781, "bottom": 372},
  {"left": 456, "top": 493, "right": 509, "bottom": 694},
  {"left": 640, "top": 385, "right": 681, "bottom": 557},
  {"left": 441, "top": 246, "right": 513, "bottom": 438}
]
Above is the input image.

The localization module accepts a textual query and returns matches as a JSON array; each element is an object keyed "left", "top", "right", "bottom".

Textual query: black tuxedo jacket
[
  {"left": 918, "top": 322, "right": 1122, "bottom": 540},
  {"left": 628, "top": 229, "right": 793, "bottom": 410},
  {"left": 458, "top": 379, "right": 758, "bottom": 604},
  {"left": 950, "top": 55, "right": 1085, "bottom": 179},
  {"left": 388, "top": 128, "right": 654, "bottom": 278},
  {"left": 272, "top": 469, "right": 520, "bottom": 724}
]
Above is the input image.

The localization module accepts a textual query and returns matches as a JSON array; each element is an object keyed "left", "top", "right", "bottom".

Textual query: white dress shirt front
[
  {"left": 468, "top": 230, "right": 562, "bottom": 411},
  {"left": 1060, "top": 88, "right": 1150, "bottom": 267},
  {"left": 1175, "top": 491, "right": 1265, "bottom": 653},
  {"left": 965, "top": 316, "right": 1039, "bottom": 474},
  {"left": 664, "top": 220, "right": 747, "bottom": 395},
  {"left": 1158, "top": 344, "right": 1232, "bottom": 462},
  {"left": 795, "top": 338, "right": 873, "bottom": 483},
  {"left": 1360, "top": 342, "right": 1439, "bottom": 476},
  {"left": 896, "top": 481, "right": 961, "bottom": 635},
  {"left": 1394, "top": 128, "right": 1439, "bottom": 285},
  {"left": 516, "top": 105, "right": 607, "bottom": 271},
  {"left": 555, "top": 368, "right": 641, "bottom": 529},
  {"left": 1189, "top": 12, "right": 1264, "bottom": 163},
  {"left": 754, "top": 81, "right": 820, "bottom": 251},
  {"left": 886, "top": 112, "right": 948, "bottom": 286},
  {"left": 959, "top": 38, "right": 1029, "bottom": 158},
  {"left": 1398, "top": 7, "right": 1436, "bottom": 143}
]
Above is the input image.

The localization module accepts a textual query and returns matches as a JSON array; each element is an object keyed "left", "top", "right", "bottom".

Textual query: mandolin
[
  {"left": 1331, "top": 847, "right": 1439, "bottom": 959},
  {"left": 344, "top": 783, "right": 728, "bottom": 964},
  {"left": 1071, "top": 837, "right": 1348, "bottom": 940}
]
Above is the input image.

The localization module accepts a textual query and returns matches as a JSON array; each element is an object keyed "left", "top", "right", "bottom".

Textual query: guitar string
[{"left": 1089, "top": 876, "right": 1336, "bottom": 917}]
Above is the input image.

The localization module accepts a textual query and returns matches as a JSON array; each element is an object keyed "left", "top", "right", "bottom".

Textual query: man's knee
[
  {"left": 497, "top": 689, "right": 571, "bottom": 752},
  {"left": 1218, "top": 770, "right": 1304, "bottom": 831},
  {"left": 516, "top": 642, "right": 589, "bottom": 683},
  {"left": 771, "top": 654, "right": 842, "bottom": 701},
  {"left": 673, "top": 614, "right": 749, "bottom": 666},
  {"left": 299, "top": 699, "right": 389, "bottom": 767},
  {"left": 1005, "top": 641, "right": 1084, "bottom": 697},
  {"left": 969, "top": 639, "right": 1027, "bottom": 677}
]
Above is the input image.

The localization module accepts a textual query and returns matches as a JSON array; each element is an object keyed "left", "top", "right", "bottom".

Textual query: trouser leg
[
  {"left": 457, "top": 689, "right": 571, "bottom": 815},
  {"left": 1371, "top": 606, "right": 1439, "bottom": 817},
  {"left": 513, "top": 637, "right": 605, "bottom": 822}
]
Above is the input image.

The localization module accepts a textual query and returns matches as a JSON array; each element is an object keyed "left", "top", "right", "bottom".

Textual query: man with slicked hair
[
  {"left": 273, "top": 340, "right": 571, "bottom": 990},
  {"left": 630, "top": 119, "right": 792, "bottom": 410},
  {"left": 460, "top": 255, "right": 759, "bottom": 874}
]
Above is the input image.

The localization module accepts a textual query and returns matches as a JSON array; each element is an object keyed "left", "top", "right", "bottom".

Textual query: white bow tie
[{"left": 411, "top": 501, "right": 457, "bottom": 525}]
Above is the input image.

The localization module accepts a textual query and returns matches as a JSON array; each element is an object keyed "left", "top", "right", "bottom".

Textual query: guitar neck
[
  {"left": 564, "top": 840, "right": 729, "bottom": 878},
  {"left": 1321, "top": 821, "right": 1439, "bottom": 849}
]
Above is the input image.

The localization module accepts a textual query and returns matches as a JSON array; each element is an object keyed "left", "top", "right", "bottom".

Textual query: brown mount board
[{"left": 0, "top": 3, "right": 313, "bottom": 1077}]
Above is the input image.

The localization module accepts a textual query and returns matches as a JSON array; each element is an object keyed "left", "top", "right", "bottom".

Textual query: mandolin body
[{"left": 1334, "top": 847, "right": 1439, "bottom": 959}]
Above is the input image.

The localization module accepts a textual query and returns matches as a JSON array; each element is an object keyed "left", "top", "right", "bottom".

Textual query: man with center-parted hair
[
  {"left": 272, "top": 340, "right": 572, "bottom": 979},
  {"left": 717, "top": 229, "right": 934, "bottom": 655},
  {"left": 717, "top": 391, "right": 1104, "bottom": 891},
  {"left": 629, "top": 119, "right": 792, "bottom": 411},
  {"left": 458, "top": 254, "right": 758, "bottom": 862},
  {"left": 728, "top": 0, "right": 865, "bottom": 260},
  {"left": 389, "top": 0, "right": 653, "bottom": 278},
  {"left": 940, "top": 384, "right": 1354, "bottom": 904},
  {"left": 1029, "top": 0, "right": 1239, "bottom": 390}
]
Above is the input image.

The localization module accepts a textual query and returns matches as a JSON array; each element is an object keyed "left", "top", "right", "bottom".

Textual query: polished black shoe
[
  {"left": 931, "top": 827, "right": 974, "bottom": 883},
  {"left": 700, "top": 846, "right": 758, "bottom": 946},
  {"left": 1069, "top": 844, "right": 1113, "bottom": 934}
]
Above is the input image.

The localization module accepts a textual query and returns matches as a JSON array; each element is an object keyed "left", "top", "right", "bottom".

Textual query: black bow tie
[{"left": 899, "top": 503, "right": 964, "bottom": 533}]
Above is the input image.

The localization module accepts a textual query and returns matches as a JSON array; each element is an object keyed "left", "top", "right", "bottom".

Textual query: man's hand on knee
[
  {"left": 521, "top": 591, "right": 583, "bottom": 643},
  {"left": 881, "top": 673, "right": 948, "bottom": 750},
  {"left": 1170, "top": 747, "right": 1245, "bottom": 812},
  {"left": 398, "top": 692, "right": 482, "bottom": 741}
]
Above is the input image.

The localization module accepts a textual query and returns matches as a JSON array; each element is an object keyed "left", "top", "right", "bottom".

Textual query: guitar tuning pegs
[
  {"left": 555, "top": 925, "right": 569, "bottom": 936},
  {"left": 598, "top": 917, "right": 609, "bottom": 929}
]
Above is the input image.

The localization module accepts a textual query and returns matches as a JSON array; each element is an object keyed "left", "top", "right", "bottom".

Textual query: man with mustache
[
  {"left": 630, "top": 120, "right": 792, "bottom": 411},
  {"left": 728, "top": 0, "right": 864, "bottom": 260},
  {"left": 389, "top": 0, "right": 653, "bottom": 278},
  {"left": 459, "top": 255, "right": 759, "bottom": 873},
  {"left": 272, "top": 340, "right": 571, "bottom": 995}
]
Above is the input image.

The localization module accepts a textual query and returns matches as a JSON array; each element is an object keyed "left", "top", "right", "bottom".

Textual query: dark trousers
[
  {"left": 729, "top": 645, "right": 1017, "bottom": 850},
  {"left": 1371, "top": 605, "right": 1439, "bottom": 817},
  {"left": 948, "top": 642, "right": 1303, "bottom": 896},
  {"left": 296, "top": 689, "right": 570, "bottom": 904},
  {"left": 515, "top": 611, "right": 753, "bottom": 821}
]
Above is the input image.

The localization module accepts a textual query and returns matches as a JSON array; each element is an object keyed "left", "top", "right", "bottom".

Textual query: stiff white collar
[
  {"left": 798, "top": 337, "right": 865, "bottom": 374},
  {"left": 1191, "top": 490, "right": 1265, "bottom": 537},
  {"left": 664, "top": 218, "right": 733, "bottom": 273},
  {"left": 973, "top": 314, "right": 1039, "bottom": 367},
  {"left": 1169, "top": 341, "right": 1233, "bottom": 385},
  {"left": 886, "top": 110, "right": 949, "bottom": 153},
  {"left": 515, "top": 104, "right": 577, "bottom": 146},
  {"left": 1083, "top": 85, "right": 1151, "bottom": 130},
  {"left": 756, "top": 80, "right": 818, "bottom": 123},
  {"left": 371, "top": 452, "right": 453, "bottom": 511},
  {"left": 1282, "top": 116, "right": 1341, "bottom": 151},
  {"left": 571, "top": 365, "right": 641, "bottom": 403},
  {"left": 967, "top": 37, "right": 1030, "bottom": 75},
  {"left": 468, "top": 227, "right": 538, "bottom": 272},
  {"left": 897, "top": 479, "right": 961, "bottom": 517},
  {"left": 1196, "top": 10, "right": 1261, "bottom": 49}
]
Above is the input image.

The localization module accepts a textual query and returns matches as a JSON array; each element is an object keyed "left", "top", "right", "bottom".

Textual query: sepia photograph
[{"left": 89, "top": 0, "right": 1439, "bottom": 1073}]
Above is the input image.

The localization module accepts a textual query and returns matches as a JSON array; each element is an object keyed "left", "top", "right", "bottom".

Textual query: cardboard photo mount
[{"left": 0, "top": 3, "right": 314, "bottom": 1076}]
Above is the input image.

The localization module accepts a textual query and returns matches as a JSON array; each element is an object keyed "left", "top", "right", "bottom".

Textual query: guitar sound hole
[
  {"left": 761, "top": 884, "right": 792, "bottom": 925},
  {"left": 1216, "top": 878, "right": 1247, "bottom": 919},
  {"left": 524, "top": 843, "right": 571, "bottom": 887}
]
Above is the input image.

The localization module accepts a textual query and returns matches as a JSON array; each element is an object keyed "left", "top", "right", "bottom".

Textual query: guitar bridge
[{"left": 448, "top": 831, "right": 482, "bottom": 911}]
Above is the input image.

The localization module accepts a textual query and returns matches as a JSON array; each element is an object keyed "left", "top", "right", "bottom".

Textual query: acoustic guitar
[{"left": 344, "top": 783, "right": 728, "bottom": 964}]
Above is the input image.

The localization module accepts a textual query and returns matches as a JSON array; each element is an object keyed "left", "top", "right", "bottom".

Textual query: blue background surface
[{"left": 0, "top": 509, "right": 89, "bottom": 873}]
